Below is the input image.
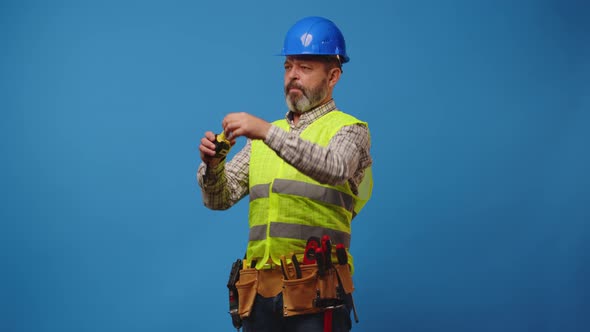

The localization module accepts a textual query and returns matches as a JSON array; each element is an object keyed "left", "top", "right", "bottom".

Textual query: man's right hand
[{"left": 199, "top": 131, "right": 233, "bottom": 166}]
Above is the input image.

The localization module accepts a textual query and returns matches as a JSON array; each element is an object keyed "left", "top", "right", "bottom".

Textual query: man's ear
[{"left": 328, "top": 68, "right": 342, "bottom": 87}]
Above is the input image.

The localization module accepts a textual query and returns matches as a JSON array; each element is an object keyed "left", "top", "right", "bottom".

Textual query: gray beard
[
  {"left": 286, "top": 93, "right": 313, "bottom": 113},
  {"left": 285, "top": 80, "right": 328, "bottom": 114}
]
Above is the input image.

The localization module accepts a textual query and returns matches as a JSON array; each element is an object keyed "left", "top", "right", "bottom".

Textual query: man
[{"left": 197, "top": 16, "right": 373, "bottom": 332}]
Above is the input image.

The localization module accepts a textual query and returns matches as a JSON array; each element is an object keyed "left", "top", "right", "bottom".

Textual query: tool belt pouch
[
  {"left": 282, "top": 264, "right": 355, "bottom": 317},
  {"left": 282, "top": 264, "right": 322, "bottom": 316},
  {"left": 335, "top": 264, "right": 354, "bottom": 294},
  {"left": 318, "top": 269, "right": 338, "bottom": 299},
  {"left": 235, "top": 268, "right": 258, "bottom": 318}
]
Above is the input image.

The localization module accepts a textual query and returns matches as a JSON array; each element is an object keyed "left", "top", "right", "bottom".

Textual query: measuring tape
[{"left": 214, "top": 132, "right": 231, "bottom": 159}]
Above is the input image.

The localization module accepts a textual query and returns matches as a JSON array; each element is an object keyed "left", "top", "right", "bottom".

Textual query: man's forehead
[{"left": 285, "top": 55, "right": 326, "bottom": 63}]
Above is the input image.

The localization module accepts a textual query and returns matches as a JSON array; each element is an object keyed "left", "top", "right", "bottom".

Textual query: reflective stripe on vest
[
  {"left": 249, "top": 222, "right": 351, "bottom": 248},
  {"left": 249, "top": 184, "right": 269, "bottom": 201},
  {"left": 250, "top": 179, "right": 355, "bottom": 212}
]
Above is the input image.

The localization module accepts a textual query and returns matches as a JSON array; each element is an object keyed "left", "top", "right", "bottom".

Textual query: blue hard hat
[{"left": 280, "top": 16, "right": 349, "bottom": 63}]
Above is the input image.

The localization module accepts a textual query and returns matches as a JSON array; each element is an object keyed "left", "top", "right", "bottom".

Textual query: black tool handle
[
  {"left": 316, "top": 247, "right": 326, "bottom": 277},
  {"left": 336, "top": 243, "right": 347, "bottom": 265},
  {"left": 291, "top": 253, "right": 302, "bottom": 278},
  {"left": 227, "top": 259, "right": 242, "bottom": 288},
  {"left": 322, "top": 235, "right": 333, "bottom": 268},
  {"left": 227, "top": 259, "right": 243, "bottom": 330}
]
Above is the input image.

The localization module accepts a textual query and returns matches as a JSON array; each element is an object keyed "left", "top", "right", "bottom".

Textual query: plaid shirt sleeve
[
  {"left": 197, "top": 139, "right": 251, "bottom": 210},
  {"left": 264, "top": 122, "right": 372, "bottom": 195}
]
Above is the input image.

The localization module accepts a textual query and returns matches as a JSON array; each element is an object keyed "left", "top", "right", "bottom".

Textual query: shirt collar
[{"left": 285, "top": 99, "right": 337, "bottom": 127}]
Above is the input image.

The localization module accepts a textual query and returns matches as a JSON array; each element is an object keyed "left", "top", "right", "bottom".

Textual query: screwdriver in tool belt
[
  {"left": 315, "top": 247, "right": 326, "bottom": 277},
  {"left": 336, "top": 243, "right": 347, "bottom": 265},
  {"left": 321, "top": 235, "right": 333, "bottom": 269},
  {"left": 280, "top": 255, "right": 290, "bottom": 280},
  {"left": 291, "top": 253, "right": 302, "bottom": 279}
]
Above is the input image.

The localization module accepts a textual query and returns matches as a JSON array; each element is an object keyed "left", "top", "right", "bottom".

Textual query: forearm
[
  {"left": 198, "top": 162, "right": 231, "bottom": 210},
  {"left": 197, "top": 142, "right": 251, "bottom": 209}
]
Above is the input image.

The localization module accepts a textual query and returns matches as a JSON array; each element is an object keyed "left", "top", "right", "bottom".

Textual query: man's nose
[{"left": 285, "top": 67, "right": 300, "bottom": 80}]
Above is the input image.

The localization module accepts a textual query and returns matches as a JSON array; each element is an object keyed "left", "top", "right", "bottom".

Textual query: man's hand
[
  {"left": 222, "top": 112, "right": 271, "bottom": 140},
  {"left": 199, "top": 131, "right": 235, "bottom": 166}
]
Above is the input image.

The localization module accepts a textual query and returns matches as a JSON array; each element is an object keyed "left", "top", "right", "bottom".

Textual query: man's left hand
[{"left": 222, "top": 112, "right": 271, "bottom": 141}]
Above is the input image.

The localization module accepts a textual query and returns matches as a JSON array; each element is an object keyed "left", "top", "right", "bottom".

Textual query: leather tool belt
[{"left": 235, "top": 260, "right": 354, "bottom": 318}]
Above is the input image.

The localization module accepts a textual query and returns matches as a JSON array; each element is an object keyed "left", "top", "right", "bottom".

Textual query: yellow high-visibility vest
[{"left": 247, "top": 111, "right": 373, "bottom": 273}]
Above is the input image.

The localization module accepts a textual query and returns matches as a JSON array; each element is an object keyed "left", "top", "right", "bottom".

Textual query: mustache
[{"left": 285, "top": 82, "right": 305, "bottom": 94}]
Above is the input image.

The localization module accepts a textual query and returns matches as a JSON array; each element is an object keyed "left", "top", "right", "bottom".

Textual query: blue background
[{"left": 1, "top": 0, "right": 589, "bottom": 331}]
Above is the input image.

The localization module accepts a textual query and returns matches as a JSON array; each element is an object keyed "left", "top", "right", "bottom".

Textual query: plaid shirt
[{"left": 197, "top": 100, "right": 372, "bottom": 210}]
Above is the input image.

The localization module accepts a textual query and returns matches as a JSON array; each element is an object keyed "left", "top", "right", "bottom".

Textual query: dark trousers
[{"left": 242, "top": 293, "right": 352, "bottom": 332}]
